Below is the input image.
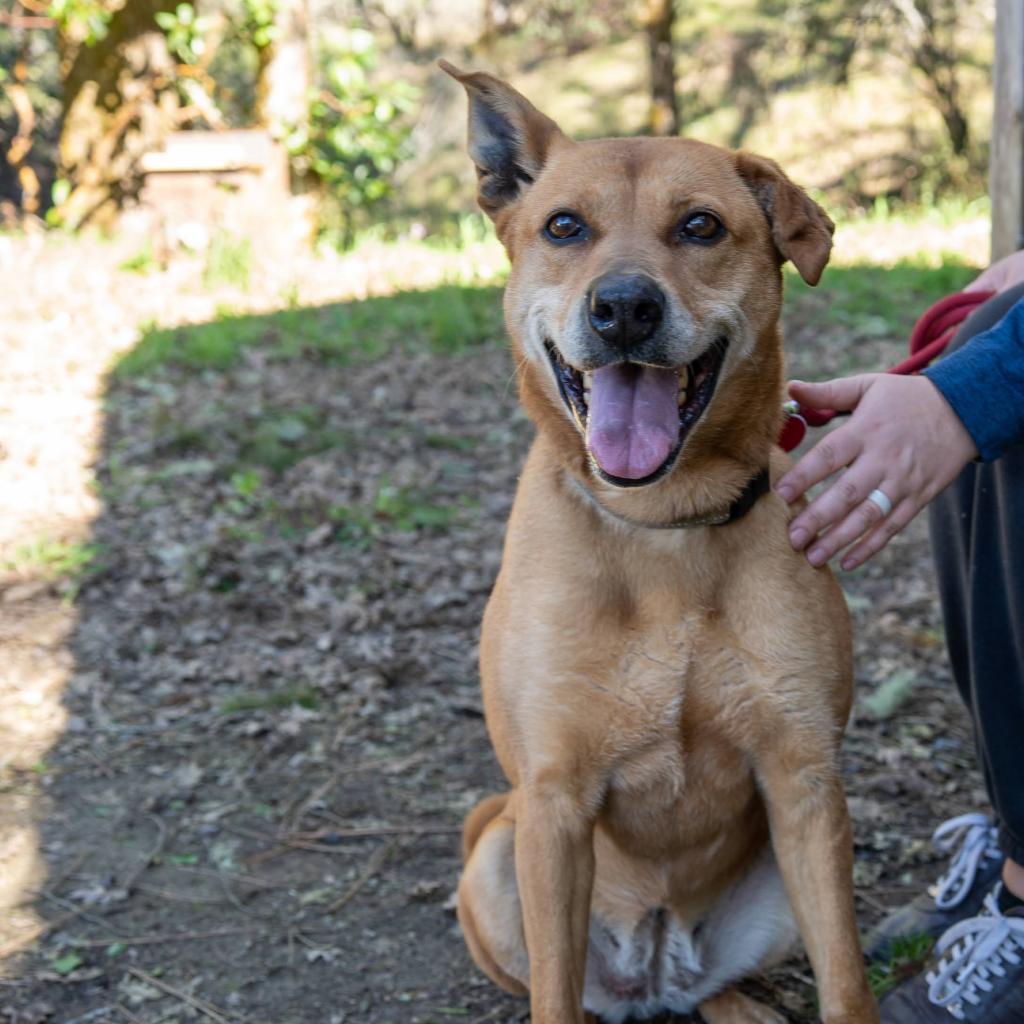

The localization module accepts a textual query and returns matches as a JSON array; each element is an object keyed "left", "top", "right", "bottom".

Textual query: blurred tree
[
  {"left": 53, "top": 0, "right": 181, "bottom": 228},
  {"left": 0, "top": 3, "right": 61, "bottom": 219},
  {"left": 642, "top": 0, "right": 678, "bottom": 135},
  {"left": 886, "top": 0, "right": 971, "bottom": 155},
  {"left": 250, "top": 0, "right": 310, "bottom": 139},
  {"left": 795, "top": 0, "right": 979, "bottom": 156},
  {"left": 284, "top": 25, "right": 416, "bottom": 245},
  {"left": 1, "top": 15, "right": 42, "bottom": 215}
]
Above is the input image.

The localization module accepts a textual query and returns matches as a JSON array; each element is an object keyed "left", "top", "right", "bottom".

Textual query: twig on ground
[
  {"left": 124, "top": 967, "right": 243, "bottom": 1024},
  {"left": 323, "top": 839, "right": 397, "bottom": 915},
  {"left": 232, "top": 821, "right": 457, "bottom": 866},
  {"left": 121, "top": 813, "right": 170, "bottom": 895},
  {"left": 35, "top": 891, "right": 126, "bottom": 939},
  {"left": 63, "top": 1006, "right": 116, "bottom": 1024},
  {"left": 73, "top": 925, "right": 263, "bottom": 948},
  {"left": 856, "top": 888, "right": 889, "bottom": 914},
  {"left": 133, "top": 883, "right": 234, "bottom": 905}
]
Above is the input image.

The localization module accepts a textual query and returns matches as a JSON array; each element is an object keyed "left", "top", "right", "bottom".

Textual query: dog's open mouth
[{"left": 545, "top": 339, "right": 728, "bottom": 487}]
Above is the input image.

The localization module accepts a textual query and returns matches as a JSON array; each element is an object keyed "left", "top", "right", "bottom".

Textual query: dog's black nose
[{"left": 587, "top": 273, "right": 665, "bottom": 349}]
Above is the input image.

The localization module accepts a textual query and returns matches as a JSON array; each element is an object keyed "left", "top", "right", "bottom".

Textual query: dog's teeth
[{"left": 677, "top": 389, "right": 688, "bottom": 408}]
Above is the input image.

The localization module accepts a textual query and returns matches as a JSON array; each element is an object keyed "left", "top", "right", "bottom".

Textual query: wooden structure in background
[
  {"left": 991, "top": 0, "right": 1024, "bottom": 259},
  {"left": 138, "top": 129, "right": 297, "bottom": 245}
]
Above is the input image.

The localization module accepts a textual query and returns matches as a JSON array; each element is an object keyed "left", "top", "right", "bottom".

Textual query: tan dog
[{"left": 442, "top": 61, "right": 878, "bottom": 1024}]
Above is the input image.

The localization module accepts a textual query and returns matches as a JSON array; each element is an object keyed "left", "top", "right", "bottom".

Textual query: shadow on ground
[{"left": 0, "top": 262, "right": 991, "bottom": 1023}]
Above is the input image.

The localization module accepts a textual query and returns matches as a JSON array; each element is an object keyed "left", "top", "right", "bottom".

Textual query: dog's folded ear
[
  {"left": 734, "top": 152, "right": 834, "bottom": 286},
  {"left": 440, "top": 60, "right": 565, "bottom": 220}
]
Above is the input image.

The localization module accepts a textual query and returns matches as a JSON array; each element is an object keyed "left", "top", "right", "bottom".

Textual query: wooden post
[{"left": 991, "top": 0, "right": 1024, "bottom": 259}]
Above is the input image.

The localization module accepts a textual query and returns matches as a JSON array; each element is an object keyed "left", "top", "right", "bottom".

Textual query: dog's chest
[{"left": 598, "top": 627, "right": 760, "bottom": 839}]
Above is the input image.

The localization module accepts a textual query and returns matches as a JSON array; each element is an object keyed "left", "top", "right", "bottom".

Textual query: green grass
[
  {"left": 203, "top": 231, "right": 253, "bottom": 291},
  {"left": 219, "top": 684, "right": 319, "bottom": 714},
  {"left": 787, "top": 259, "right": 978, "bottom": 338},
  {"left": 117, "top": 243, "right": 159, "bottom": 275},
  {"left": 867, "top": 932, "right": 935, "bottom": 1000},
  {"left": 115, "top": 283, "right": 504, "bottom": 378},
  {"left": 328, "top": 481, "right": 457, "bottom": 546},
  {"left": 1, "top": 537, "right": 98, "bottom": 579}
]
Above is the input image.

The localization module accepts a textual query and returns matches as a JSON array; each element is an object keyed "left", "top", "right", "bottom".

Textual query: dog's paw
[{"left": 698, "top": 990, "right": 788, "bottom": 1024}]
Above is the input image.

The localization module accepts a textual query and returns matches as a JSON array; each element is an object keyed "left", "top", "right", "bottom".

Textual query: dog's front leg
[
  {"left": 516, "top": 782, "right": 596, "bottom": 1024},
  {"left": 755, "top": 739, "right": 878, "bottom": 1024}
]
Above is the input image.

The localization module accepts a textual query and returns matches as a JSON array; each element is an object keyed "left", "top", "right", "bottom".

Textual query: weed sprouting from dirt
[{"left": 867, "top": 932, "right": 936, "bottom": 999}]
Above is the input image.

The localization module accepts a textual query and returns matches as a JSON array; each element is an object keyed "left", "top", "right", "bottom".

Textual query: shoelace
[
  {"left": 930, "top": 813, "right": 1003, "bottom": 910},
  {"left": 926, "top": 890, "right": 1024, "bottom": 1020}
]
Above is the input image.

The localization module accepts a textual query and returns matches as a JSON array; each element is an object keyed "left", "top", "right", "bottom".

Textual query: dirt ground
[{"left": 0, "top": 230, "right": 989, "bottom": 1024}]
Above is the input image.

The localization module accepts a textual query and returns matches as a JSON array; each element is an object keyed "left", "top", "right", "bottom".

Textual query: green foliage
[
  {"left": 867, "top": 932, "right": 935, "bottom": 999},
  {"left": 286, "top": 27, "right": 417, "bottom": 246},
  {"left": 220, "top": 683, "right": 318, "bottom": 712},
  {"left": 47, "top": 0, "right": 111, "bottom": 45},
  {"left": 117, "top": 243, "right": 158, "bottom": 275},
  {"left": 115, "top": 283, "right": 504, "bottom": 377},
  {"left": 371, "top": 480, "right": 454, "bottom": 531},
  {"left": 51, "top": 952, "right": 84, "bottom": 976},
  {"left": 328, "top": 481, "right": 456, "bottom": 545},
  {"left": 235, "top": 407, "right": 350, "bottom": 474},
  {"left": 2, "top": 536, "right": 98, "bottom": 580},
  {"left": 154, "top": 3, "right": 211, "bottom": 65},
  {"left": 239, "top": 0, "right": 278, "bottom": 50}
]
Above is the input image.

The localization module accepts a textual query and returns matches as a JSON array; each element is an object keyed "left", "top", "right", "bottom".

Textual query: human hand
[
  {"left": 966, "top": 249, "right": 1024, "bottom": 294},
  {"left": 775, "top": 374, "right": 978, "bottom": 569}
]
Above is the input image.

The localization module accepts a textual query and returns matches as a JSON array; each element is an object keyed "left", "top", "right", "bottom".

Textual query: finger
[
  {"left": 787, "top": 466, "right": 885, "bottom": 551},
  {"left": 776, "top": 426, "right": 862, "bottom": 504},
  {"left": 839, "top": 498, "right": 919, "bottom": 570},
  {"left": 804, "top": 485, "right": 898, "bottom": 566},
  {"left": 788, "top": 375, "right": 874, "bottom": 413}
]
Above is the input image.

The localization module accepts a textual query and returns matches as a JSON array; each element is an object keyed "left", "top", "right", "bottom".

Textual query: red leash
[{"left": 778, "top": 288, "right": 997, "bottom": 452}]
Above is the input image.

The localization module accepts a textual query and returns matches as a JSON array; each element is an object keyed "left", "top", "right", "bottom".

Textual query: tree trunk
[
  {"left": 892, "top": 0, "right": 971, "bottom": 156},
  {"left": 3, "top": 33, "right": 41, "bottom": 216},
  {"left": 642, "top": 0, "right": 679, "bottom": 136},
  {"left": 255, "top": 0, "right": 311, "bottom": 139},
  {"left": 56, "top": 0, "right": 179, "bottom": 229}
]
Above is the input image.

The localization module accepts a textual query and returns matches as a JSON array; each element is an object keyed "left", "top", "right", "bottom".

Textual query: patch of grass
[
  {"left": 203, "top": 231, "right": 252, "bottom": 291},
  {"left": 1, "top": 537, "right": 98, "bottom": 580},
  {"left": 787, "top": 259, "right": 978, "bottom": 338},
  {"left": 117, "top": 243, "right": 158, "bottom": 275},
  {"left": 114, "top": 283, "right": 504, "bottom": 378},
  {"left": 867, "top": 932, "right": 935, "bottom": 1000},
  {"left": 237, "top": 407, "right": 351, "bottom": 475},
  {"left": 326, "top": 481, "right": 455, "bottom": 545},
  {"left": 372, "top": 481, "right": 455, "bottom": 531},
  {"left": 424, "top": 432, "right": 476, "bottom": 452},
  {"left": 219, "top": 684, "right": 319, "bottom": 713}
]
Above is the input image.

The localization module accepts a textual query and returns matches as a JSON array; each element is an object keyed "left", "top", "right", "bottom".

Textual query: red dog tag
[{"left": 779, "top": 412, "right": 807, "bottom": 452}]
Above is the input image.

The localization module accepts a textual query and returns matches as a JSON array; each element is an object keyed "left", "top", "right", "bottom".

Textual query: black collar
[{"left": 569, "top": 467, "right": 771, "bottom": 530}]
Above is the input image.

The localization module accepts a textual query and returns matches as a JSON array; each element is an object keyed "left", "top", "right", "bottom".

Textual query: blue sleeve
[{"left": 923, "top": 297, "right": 1024, "bottom": 461}]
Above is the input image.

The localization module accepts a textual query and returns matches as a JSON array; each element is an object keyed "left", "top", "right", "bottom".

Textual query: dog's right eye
[{"left": 544, "top": 213, "right": 586, "bottom": 242}]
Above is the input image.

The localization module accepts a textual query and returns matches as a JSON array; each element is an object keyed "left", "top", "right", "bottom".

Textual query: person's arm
[
  {"left": 775, "top": 271, "right": 1024, "bottom": 569},
  {"left": 922, "top": 298, "right": 1024, "bottom": 461}
]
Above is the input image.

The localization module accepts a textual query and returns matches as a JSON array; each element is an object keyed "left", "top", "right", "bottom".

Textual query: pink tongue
[{"left": 586, "top": 363, "right": 680, "bottom": 480}]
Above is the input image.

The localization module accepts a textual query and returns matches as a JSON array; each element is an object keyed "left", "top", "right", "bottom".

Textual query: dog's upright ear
[
  {"left": 440, "top": 60, "right": 566, "bottom": 221},
  {"left": 734, "top": 152, "right": 834, "bottom": 286}
]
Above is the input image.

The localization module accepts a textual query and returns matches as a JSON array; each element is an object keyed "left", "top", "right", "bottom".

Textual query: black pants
[{"left": 928, "top": 281, "right": 1024, "bottom": 864}]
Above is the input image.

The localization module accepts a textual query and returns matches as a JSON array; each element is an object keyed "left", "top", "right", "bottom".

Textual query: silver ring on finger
[{"left": 867, "top": 488, "right": 893, "bottom": 518}]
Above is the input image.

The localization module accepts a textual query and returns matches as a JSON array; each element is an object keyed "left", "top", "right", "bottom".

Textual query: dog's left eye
[
  {"left": 678, "top": 212, "right": 724, "bottom": 243},
  {"left": 544, "top": 213, "right": 586, "bottom": 241}
]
